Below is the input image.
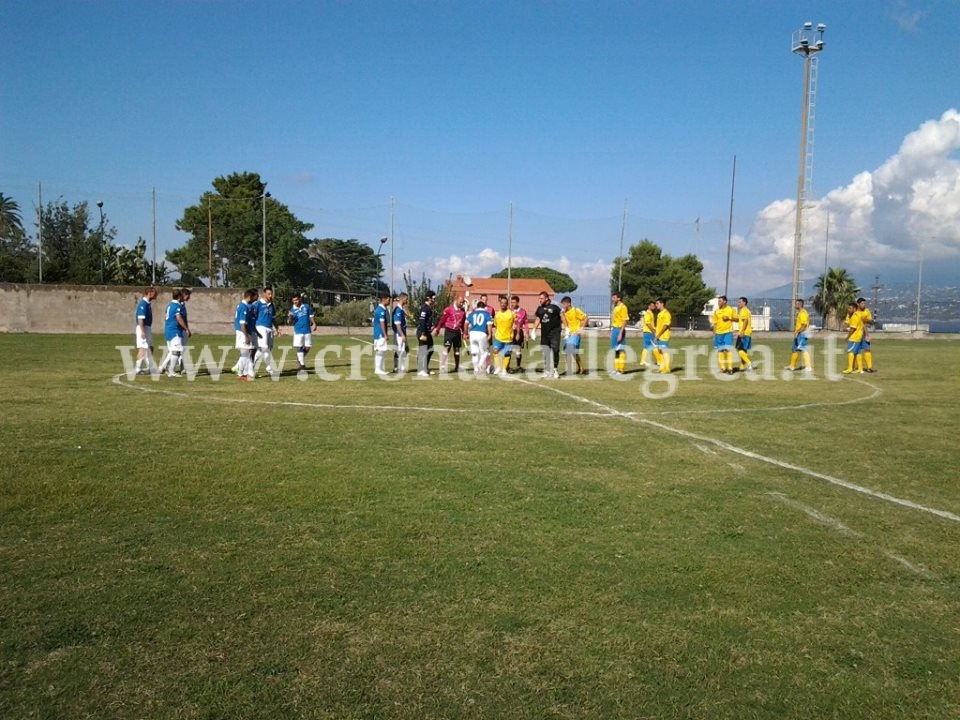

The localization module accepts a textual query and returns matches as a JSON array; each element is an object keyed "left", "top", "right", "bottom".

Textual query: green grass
[{"left": 1, "top": 334, "right": 960, "bottom": 719}]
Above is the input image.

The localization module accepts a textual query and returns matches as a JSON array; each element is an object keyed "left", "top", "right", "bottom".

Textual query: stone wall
[{"left": 0, "top": 283, "right": 243, "bottom": 335}]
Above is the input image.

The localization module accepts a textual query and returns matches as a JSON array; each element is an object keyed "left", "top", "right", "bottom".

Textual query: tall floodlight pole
[
  {"left": 724, "top": 156, "right": 737, "bottom": 297},
  {"left": 790, "top": 21, "right": 826, "bottom": 329}
]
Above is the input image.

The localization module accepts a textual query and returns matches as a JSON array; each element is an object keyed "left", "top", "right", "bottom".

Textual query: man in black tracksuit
[
  {"left": 533, "top": 291, "right": 563, "bottom": 379},
  {"left": 416, "top": 291, "right": 436, "bottom": 376}
]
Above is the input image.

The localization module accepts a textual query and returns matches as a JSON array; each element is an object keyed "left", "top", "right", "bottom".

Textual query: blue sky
[{"left": 3, "top": 0, "right": 958, "bottom": 296}]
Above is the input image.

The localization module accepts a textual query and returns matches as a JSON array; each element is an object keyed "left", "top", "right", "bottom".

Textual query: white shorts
[
  {"left": 235, "top": 330, "right": 254, "bottom": 351},
  {"left": 395, "top": 336, "right": 408, "bottom": 354},
  {"left": 469, "top": 331, "right": 490, "bottom": 355},
  {"left": 292, "top": 333, "right": 312, "bottom": 348},
  {"left": 135, "top": 326, "right": 153, "bottom": 350},
  {"left": 256, "top": 327, "right": 274, "bottom": 350},
  {"left": 166, "top": 336, "right": 183, "bottom": 353},
  {"left": 374, "top": 336, "right": 388, "bottom": 353}
]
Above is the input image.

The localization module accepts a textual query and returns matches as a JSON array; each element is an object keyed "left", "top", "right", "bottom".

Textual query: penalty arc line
[
  {"left": 521, "top": 378, "right": 960, "bottom": 526},
  {"left": 110, "top": 374, "right": 615, "bottom": 419}
]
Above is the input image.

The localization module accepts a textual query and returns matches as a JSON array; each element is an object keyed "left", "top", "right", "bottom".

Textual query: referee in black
[
  {"left": 533, "top": 291, "right": 563, "bottom": 379},
  {"left": 416, "top": 291, "right": 436, "bottom": 377}
]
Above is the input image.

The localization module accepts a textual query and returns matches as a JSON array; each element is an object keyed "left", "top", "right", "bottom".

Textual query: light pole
[
  {"left": 96, "top": 200, "right": 105, "bottom": 283},
  {"left": 261, "top": 188, "right": 270, "bottom": 288},
  {"left": 790, "top": 21, "right": 825, "bottom": 329},
  {"left": 375, "top": 236, "right": 388, "bottom": 293}
]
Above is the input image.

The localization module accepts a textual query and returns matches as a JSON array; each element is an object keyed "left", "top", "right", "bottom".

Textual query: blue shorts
[
  {"left": 656, "top": 339, "right": 669, "bottom": 351},
  {"left": 492, "top": 339, "right": 512, "bottom": 354},
  {"left": 564, "top": 335, "right": 582, "bottom": 351},
  {"left": 861, "top": 338, "right": 871, "bottom": 351},
  {"left": 792, "top": 333, "right": 808, "bottom": 351},
  {"left": 611, "top": 327, "right": 626, "bottom": 351},
  {"left": 736, "top": 336, "right": 752, "bottom": 351},
  {"left": 846, "top": 340, "right": 863, "bottom": 355},
  {"left": 714, "top": 332, "right": 734, "bottom": 351},
  {"left": 643, "top": 332, "right": 654, "bottom": 350}
]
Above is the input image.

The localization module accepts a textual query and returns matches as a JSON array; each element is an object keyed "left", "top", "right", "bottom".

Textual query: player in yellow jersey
[
  {"left": 735, "top": 297, "right": 754, "bottom": 372},
  {"left": 710, "top": 295, "right": 738, "bottom": 374},
  {"left": 856, "top": 297, "right": 876, "bottom": 372},
  {"left": 610, "top": 292, "right": 629, "bottom": 375},
  {"left": 560, "top": 296, "right": 589, "bottom": 375},
  {"left": 785, "top": 298, "right": 812, "bottom": 373},
  {"left": 491, "top": 295, "right": 516, "bottom": 375},
  {"left": 653, "top": 297, "right": 672, "bottom": 373},
  {"left": 843, "top": 301, "right": 865, "bottom": 374},
  {"left": 640, "top": 301, "right": 656, "bottom": 369}
]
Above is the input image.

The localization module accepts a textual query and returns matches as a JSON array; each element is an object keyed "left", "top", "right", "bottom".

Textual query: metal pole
[
  {"left": 207, "top": 198, "right": 214, "bottom": 287},
  {"left": 390, "top": 196, "right": 395, "bottom": 296},
  {"left": 152, "top": 186, "right": 157, "bottom": 284},
  {"left": 97, "top": 201, "right": 105, "bottom": 284},
  {"left": 37, "top": 182, "right": 43, "bottom": 283},
  {"left": 261, "top": 190, "right": 267, "bottom": 288},
  {"left": 724, "top": 156, "right": 737, "bottom": 297},
  {"left": 790, "top": 51, "right": 812, "bottom": 330},
  {"left": 507, "top": 202, "right": 512, "bottom": 298},
  {"left": 617, "top": 199, "right": 627, "bottom": 293},
  {"left": 823, "top": 211, "right": 830, "bottom": 278},
  {"left": 790, "top": 22, "right": 825, "bottom": 330},
  {"left": 915, "top": 243, "right": 923, "bottom": 331}
]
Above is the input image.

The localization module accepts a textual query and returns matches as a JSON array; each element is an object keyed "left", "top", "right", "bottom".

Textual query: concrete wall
[{"left": 0, "top": 283, "right": 243, "bottom": 335}]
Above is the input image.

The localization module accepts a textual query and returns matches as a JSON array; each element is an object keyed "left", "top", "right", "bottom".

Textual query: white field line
[
  {"left": 693, "top": 443, "right": 718, "bottom": 456},
  {"left": 767, "top": 492, "right": 863, "bottom": 537},
  {"left": 112, "top": 372, "right": 960, "bottom": 526},
  {"left": 642, "top": 379, "right": 882, "bottom": 417},
  {"left": 110, "top": 375, "right": 613, "bottom": 418},
  {"left": 882, "top": 552, "right": 934, "bottom": 578},
  {"left": 767, "top": 492, "right": 935, "bottom": 578},
  {"left": 521, "top": 378, "right": 960, "bottom": 526}
]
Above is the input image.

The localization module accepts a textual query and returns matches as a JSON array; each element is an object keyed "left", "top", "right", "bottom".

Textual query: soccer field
[{"left": 2, "top": 334, "right": 959, "bottom": 719}]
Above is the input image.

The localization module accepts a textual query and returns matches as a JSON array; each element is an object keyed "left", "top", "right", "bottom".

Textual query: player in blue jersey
[
  {"left": 254, "top": 287, "right": 278, "bottom": 375},
  {"left": 373, "top": 292, "right": 391, "bottom": 376},
  {"left": 287, "top": 293, "right": 317, "bottom": 371},
  {"left": 173, "top": 287, "right": 192, "bottom": 374},
  {"left": 158, "top": 288, "right": 190, "bottom": 377},
  {"left": 134, "top": 286, "right": 158, "bottom": 375},
  {"left": 467, "top": 301, "right": 493, "bottom": 376},
  {"left": 234, "top": 288, "right": 259, "bottom": 381},
  {"left": 392, "top": 293, "right": 409, "bottom": 374}
]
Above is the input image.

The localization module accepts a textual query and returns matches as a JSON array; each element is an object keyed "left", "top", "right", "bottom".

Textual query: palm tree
[
  {"left": 812, "top": 267, "right": 860, "bottom": 330},
  {"left": 0, "top": 193, "right": 25, "bottom": 241}
]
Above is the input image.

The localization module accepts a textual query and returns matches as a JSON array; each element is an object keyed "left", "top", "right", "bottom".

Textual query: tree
[
  {"left": 0, "top": 193, "right": 35, "bottom": 282},
  {"left": 611, "top": 239, "right": 714, "bottom": 317},
  {"left": 812, "top": 267, "right": 860, "bottom": 330},
  {"left": 302, "top": 238, "right": 384, "bottom": 294},
  {"left": 170, "top": 172, "right": 313, "bottom": 288},
  {"left": 105, "top": 237, "right": 170, "bottom": 286},
  {"left": 38, "top": 199, "right": 116, "bottom": 284},
  {"left": 491, "top": 266, "right": 577, "bottom": 292}
]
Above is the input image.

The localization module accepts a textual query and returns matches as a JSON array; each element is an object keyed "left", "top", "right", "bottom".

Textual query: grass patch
[{"left": 1, "top": 334, "right": 959, "bottom": 718}]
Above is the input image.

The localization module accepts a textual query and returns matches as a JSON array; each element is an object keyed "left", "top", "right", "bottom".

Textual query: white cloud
[
  {"left": 737, "top": 109, "right": 960, "bottom": 292},
  {"left": 393, "top": 249, "right": 613, "bottom": 295}
]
